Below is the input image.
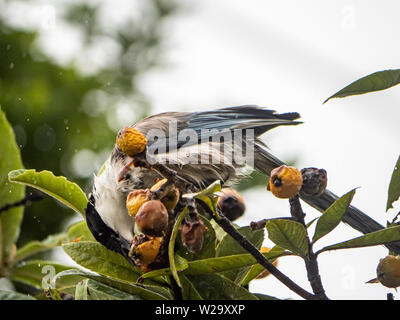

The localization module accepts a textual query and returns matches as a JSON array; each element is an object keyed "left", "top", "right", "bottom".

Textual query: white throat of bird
[{"left": 92, "top": 157, "right": 136, "bottom": 242}]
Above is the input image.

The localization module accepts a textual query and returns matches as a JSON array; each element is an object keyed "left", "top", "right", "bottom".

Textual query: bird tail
[{"left": 254, "top": 145, "right": 400, "bottom": 254}]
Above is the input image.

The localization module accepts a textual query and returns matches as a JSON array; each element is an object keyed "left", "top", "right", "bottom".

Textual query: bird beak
[{"left": 118, "top": 160, "right": 135, "bottom": 182}]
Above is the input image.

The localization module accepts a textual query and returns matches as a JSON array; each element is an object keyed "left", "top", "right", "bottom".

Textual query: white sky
[{"left": 4, "top": 0, "right": 400, "bottom": 300}]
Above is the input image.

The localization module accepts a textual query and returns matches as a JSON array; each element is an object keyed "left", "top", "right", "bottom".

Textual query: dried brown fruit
[
  {"left": 300, "top": 167, "right": 328, "bottom": 197},
  {"left": 180, "top": 218, "right": 207, "bottom": 253},
  {"left": 267, "top": 165, "right": 303, "bottom": 199},
  {"left": 217, "top": 188, "right": 245, "bottom": 221},
  {"left": 136, "top": 200, "right": 168, "bottom": 237}
]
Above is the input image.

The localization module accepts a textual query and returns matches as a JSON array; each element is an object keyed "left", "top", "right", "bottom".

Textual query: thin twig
[
  {"left": 289, "top": 195, "right": 329, "bottom": 300},
  {"left": 250, "top": 217, "right": 294, "bottom": 231},
  {"left": 212, "top": 212, "right": 316, "bottom": 300},
  {"left": 250, "top": 219, "right": 268, "bottom": 230},
  {"left": 0, "top": 191, "right": 43, "bottom": 215}
]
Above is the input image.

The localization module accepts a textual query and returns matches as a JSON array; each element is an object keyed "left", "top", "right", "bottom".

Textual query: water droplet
[
  {"left": 58, "top": 148, "right": 62, "bottom": 151},
  {"left": 66, "top": 126, "right": 69, "bottom": 130},
  {"left": 26, "top": 118, "right": 30, "bottom": 122}
]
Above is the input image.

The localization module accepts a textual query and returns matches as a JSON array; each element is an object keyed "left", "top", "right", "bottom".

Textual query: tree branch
[
  {"left": 289, "top": 195, "right": 329, "bottom": 300},
  {"left": 212, "top": 213, "right": 317, "bottom": 300},
  {"left": 0, "top": 191, "right": 43, "bottom": 215}
]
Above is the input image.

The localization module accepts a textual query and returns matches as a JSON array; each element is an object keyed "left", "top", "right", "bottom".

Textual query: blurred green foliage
[{"left": 0, "top": 0, "right": 177, "bottom": 245}]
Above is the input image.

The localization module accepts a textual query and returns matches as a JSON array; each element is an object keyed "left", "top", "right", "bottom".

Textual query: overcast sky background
[{"left": 4, "top": 0, "right": 400, "bottom": 299}]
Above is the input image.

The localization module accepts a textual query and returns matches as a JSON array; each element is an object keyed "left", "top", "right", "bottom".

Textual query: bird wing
[{"left": 133, "top": 105, "right": 301, "bottom": 150}]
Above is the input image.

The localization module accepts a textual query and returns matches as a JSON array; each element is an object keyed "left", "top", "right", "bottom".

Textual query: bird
[{"left": 85, "top": 105, "right": 400, "bottom": 265}]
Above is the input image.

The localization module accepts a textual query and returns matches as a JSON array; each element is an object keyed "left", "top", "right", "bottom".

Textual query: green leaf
[
  {"left": 253, "top": 293, "right": 280, "bottom": 300},
  {"left": 62, "top": 241, "right": 144, "bottom": 284},
  {"left": 8, "top": 169, "right": 87, "bottom": 216},
  {"left": 186, "top": 249, "right": 289, "bottom": 276},
  {"left": 75, "top": 279, "right": 137, "bottom": 300},
  {"left": 180, "top": 275, "right": 203, "bottom": 300},
  {"left": 312, "top": 189, "right": 356, "bottom": 243},
  {"left": 306, "top": 217, "right": 318, "bottom": 229},
  {"left": 183, "top": 180, "right": 222, "bottom": 202},
  {"left": 266, "top": 219, "right": 309, "bottom": 257},
  {"left": 13, "top": 233, "right": 67, "bottom": 264},
  {"left": 210, "top": 219, "right": 227, "bottom": 241},
  {"left": 56, "top": 269, "right": 171, "bottom": 300},
  {"left": 186, "top": 273, "right": 258, "bottom": 300},
  {"left": 324, "top": 69, "right": 400, "bottom": 103},
  {"left": 216, "top": 226, "right": 264, "bottom": 257},
  {"left": 140, "top": 254, "right": 188, "bottom": 280},
  {"left": 66, "top": 220, "right": 96, "bottom": 242},
  {"left": 318, "top": 225, "right": 400, "bottom": 254},
  {"left": 0, "top": 110, "right": 25, "bottom": 265},
  {"left": 0, "top": 290, "right": 35, "bottom": 300},
  {"left": 387, "top": 155, "right": 400, "bottom": 211},
  {"left": 168, "top": 206, "right": 189, "bottom": 287},
  {"left": 9, "top": 260, "right": 75, "bottom": 289},
  {"left": 74, "top": 280, "right": 89, "bottom": 300},
  {"left": 142, "top": 249, "right": 290, "bottom": 279},
  {"left": 216, "top": 226, "right": 264, "bottom": 282}
]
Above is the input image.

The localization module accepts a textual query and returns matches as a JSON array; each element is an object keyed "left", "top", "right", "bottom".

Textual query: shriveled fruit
[
  {"left": 180, "top": 218, "right": 207, "bottom": 253},
  {"left": 116, "top": 127, "right": 147, "bottom": 157},
  {"left": 136, "top": 200, "right": 168, "bottom": 237},
  {"left": 126, "top": 189, "right": 151, "bottom": 216},
  {"left": 217, "top": 188, "right": 245, "bottom": 221},
  {"left": 267, "top": 165, "right": 303, "bottom": 199},
  {"left": 300, "top": 167, "right": 327, "bottom": 197}
]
